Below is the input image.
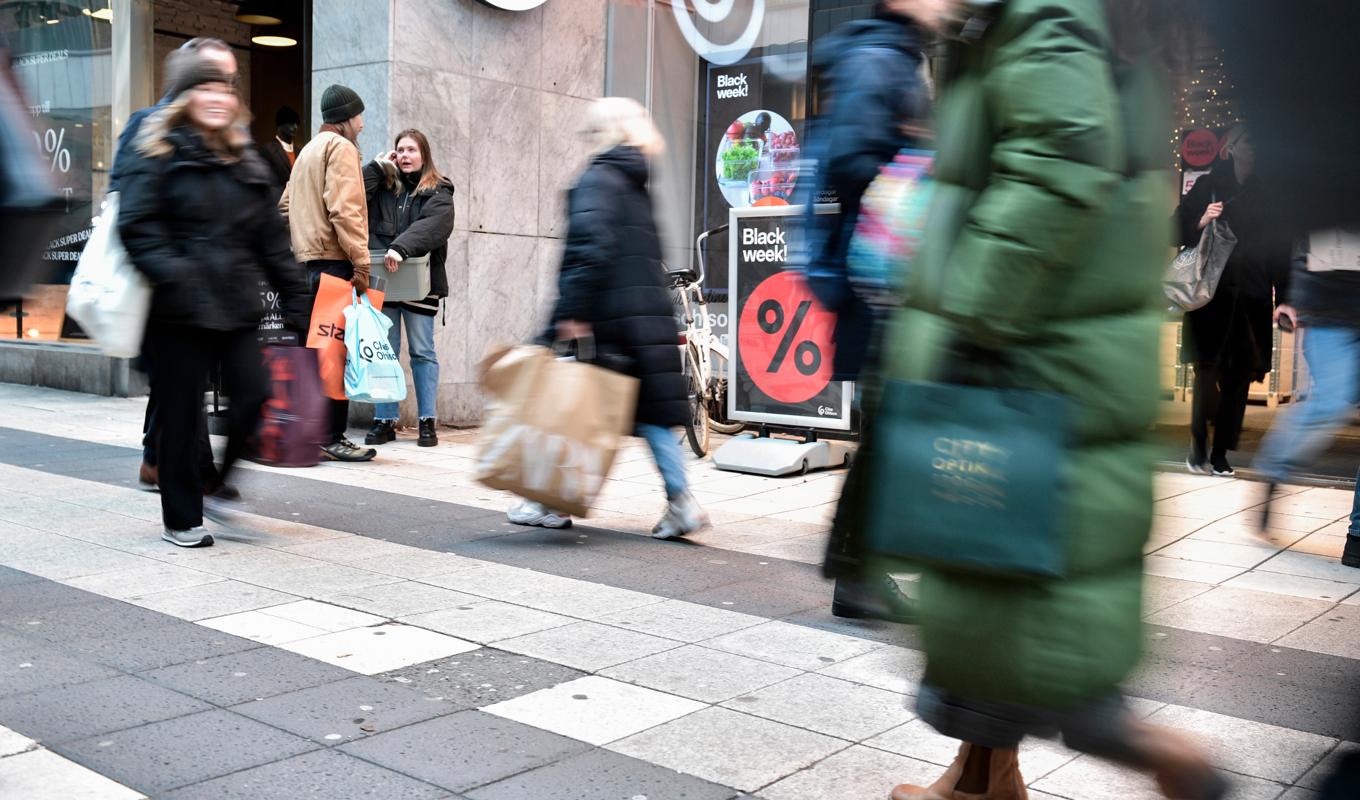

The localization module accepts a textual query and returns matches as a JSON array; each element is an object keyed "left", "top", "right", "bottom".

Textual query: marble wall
[{"left": 312, "top": 0, "right": 607, "bottom": 424}]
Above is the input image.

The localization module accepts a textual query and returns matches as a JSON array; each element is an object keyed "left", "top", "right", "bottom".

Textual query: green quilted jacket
[{"left": 878, "top": 0, "right": 1172, "bottom": 709}]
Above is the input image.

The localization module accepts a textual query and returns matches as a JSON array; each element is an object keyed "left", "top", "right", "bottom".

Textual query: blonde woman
[
  {"left": 118, "top": 47, "right": 309, "bottom": 547},
  {"left": 508, "top": 98, "right": 707, "bottom": 539}
]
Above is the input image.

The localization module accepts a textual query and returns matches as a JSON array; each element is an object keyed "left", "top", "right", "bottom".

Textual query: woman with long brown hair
[
  {"left": 868, "top": 1, "right": 1227, "bottom": 798},
  {"left": 361, "top": 129, "right": 455, "bottom": 447},
  {"left": 118, "top": 46, "right": 309, "bottom": 547}
]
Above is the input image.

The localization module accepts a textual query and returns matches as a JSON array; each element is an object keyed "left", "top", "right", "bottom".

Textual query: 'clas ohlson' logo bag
[{"left": 342, "top": 291, "right": 407, "bottom": 403}]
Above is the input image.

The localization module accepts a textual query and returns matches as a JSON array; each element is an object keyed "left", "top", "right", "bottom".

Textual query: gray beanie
[
  {"left": 321, "top": 84, "right": 364, "bottom": 124},
  {"left": 164, "top": 49, "right": 232, "bottom": 99}
]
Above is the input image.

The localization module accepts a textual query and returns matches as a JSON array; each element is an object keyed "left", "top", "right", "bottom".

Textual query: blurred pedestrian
[
  {"left": 508, "top": 98, "right": 707, "bottom": 539},
  {"left": 279, "top": 84, "right": 376, "bottom": 462},
  {"left": 804, "top": 0, "right": 933, "bottom": 625},
  {"left": 260, "top": 106, "right": 300, "bottom": 199},
  {"left": 361, "top": 129, "right": 455, "bottom": 448},
  {"left": 1178, "top": 125, "right": 1292, "bottom": 477},
  {"left": 109, "top": 37, "right": 238, "bottom": 499},
  {"left": 1253, "top": 235, "right": 1360, "bottom": 568},
  {"left": 862, "top": 1, "right": 1227, "bottom": 798},
  {"left": 117, "top": 47, "right": 309, "bottom": 548}
]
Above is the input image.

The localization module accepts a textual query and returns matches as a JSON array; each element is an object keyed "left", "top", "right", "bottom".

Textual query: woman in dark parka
[{"left": 506, "top": 98, "right": 708, "bottom": 540}]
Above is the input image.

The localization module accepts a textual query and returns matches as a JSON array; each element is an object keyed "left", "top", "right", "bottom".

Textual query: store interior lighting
[
  {"left": 252, "top": 34, "right": 298, "bottom": 48},
  {"left": 235, "top": 1, "right": 283, "bottom": 26},
  {"left": 82, "top": 6, "right": 113, "bottom": 21}
]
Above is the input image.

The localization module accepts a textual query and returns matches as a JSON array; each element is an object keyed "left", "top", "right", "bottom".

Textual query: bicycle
[{"left": 671, "top": 224, "right": 744, "bottom": 457}]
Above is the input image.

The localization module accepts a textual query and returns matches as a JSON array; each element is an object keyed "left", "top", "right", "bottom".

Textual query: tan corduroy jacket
[{"left": 278, "top": 131, "right": 370, "bottom": 276}]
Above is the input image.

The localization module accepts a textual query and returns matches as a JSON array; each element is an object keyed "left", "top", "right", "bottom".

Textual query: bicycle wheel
[
  {"left": 706, "top": 351, "right": 744, "bottom": 434},
  {"left": 684, "top": 347, "right": 711, "bottom": 457}
]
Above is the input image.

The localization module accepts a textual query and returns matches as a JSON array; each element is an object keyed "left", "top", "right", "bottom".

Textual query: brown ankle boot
[{"left": 891, "top": 743, "right": 1028, "bottom": 800}]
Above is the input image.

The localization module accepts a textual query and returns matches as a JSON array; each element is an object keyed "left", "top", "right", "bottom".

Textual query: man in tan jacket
[{"left": 279, "top": 83, "right": 375, "bottom": 462}]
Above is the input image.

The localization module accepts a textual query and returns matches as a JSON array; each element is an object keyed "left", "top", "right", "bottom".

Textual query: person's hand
[
  {"left": 384, "top": 250, "right": 402, "bottom": 273},
  {"left": 1275, "top": 303, "right": 1299, "bottom": 331},
  {"left": 556, "top": 320, "right": 592, "bottom": 341},
  {"left": 1199, "top": 201, "right": 1224, "bottom": 230},
  {"left": 351, "top": 271, "right": 369, "bottom": 295}
]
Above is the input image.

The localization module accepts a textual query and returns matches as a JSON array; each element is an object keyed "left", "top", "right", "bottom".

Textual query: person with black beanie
[{"left": 260, "top": 105, "right": 300, "bottom": 195}]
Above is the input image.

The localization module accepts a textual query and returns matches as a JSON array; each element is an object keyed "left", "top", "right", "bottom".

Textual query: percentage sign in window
[{"left": 40, "top": 128, "right": 71, "bottom": 173}]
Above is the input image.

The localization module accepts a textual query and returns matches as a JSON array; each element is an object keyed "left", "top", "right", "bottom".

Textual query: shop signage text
[{"left": 715, "top": 73, "right": 750, "bottom": 100}]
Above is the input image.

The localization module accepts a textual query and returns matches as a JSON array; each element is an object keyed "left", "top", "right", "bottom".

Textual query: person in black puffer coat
[
  {"left": 507, "top": 98, "right": 708, "bottom": 540},
  {"left": 118, "top": 48, "right": 310, "bottom": 548},
  {"left": 361, "top": 128, "right": 455, "bottom": 448}
]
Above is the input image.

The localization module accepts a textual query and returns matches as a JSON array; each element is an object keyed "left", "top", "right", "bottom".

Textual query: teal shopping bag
[
  {"left": 863, "top": 379, "right": 1072, "bottom": 579},
  {"left": 342, "top": 292, "right": 407, "bottom": 404}
]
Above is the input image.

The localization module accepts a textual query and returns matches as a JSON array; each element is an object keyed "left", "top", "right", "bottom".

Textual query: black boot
[
  {"left": 365, "top": 420, "right": 396, "bottom": 445},
  {"left": 832, "top": 574, "right": 917, "bottom": 624},
  {"left": 418, "top": 418, "right": 438, "bottom": 448},
  {"left": 1343, "top": 536, "right": 1360, "bottom": 569}
]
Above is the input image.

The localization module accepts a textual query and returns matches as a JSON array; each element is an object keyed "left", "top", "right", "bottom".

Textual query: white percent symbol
[
  {"left": 672, "top": 0, "right": 765, "bottom": 66},
  {"left": 33, "top": 128, "right": 71, "bottom": 173}
]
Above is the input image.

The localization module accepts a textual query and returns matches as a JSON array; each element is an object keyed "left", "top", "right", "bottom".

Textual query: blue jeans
[
  {"left": 636, "top": 423, "right": 688, "bottom": 500},
  {"left": 1255, "top": 326, "right": 1360, "bottom": 498},
  {"left": 374, "top": 305, "right": 439, "bottom": 421}
]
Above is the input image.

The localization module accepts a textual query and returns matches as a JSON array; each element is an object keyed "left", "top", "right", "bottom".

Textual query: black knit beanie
[
  {"left": 165, "top": 49, "right": 232, "bottom": 98},
  {"left": 321, "top": 84, "right": 364, "bottom": 124}
]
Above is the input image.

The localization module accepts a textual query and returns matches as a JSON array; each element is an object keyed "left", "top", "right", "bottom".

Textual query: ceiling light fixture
[
  {"left": 251, "top": 34, "right": 297, "bottom": 47},
  {"left": 236, "top": 1, "right": 283, "bottom": 25}
]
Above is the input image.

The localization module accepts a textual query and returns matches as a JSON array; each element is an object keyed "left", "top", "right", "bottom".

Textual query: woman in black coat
[
  {"left": 507, "top": 98, "right": 707, "bottom": 540},
  {"left": 118, "top": 49, "right": 310, "bottom": 548},
  {"left": 1178, "top": 126, "right": 1291, "bottom": 476}
]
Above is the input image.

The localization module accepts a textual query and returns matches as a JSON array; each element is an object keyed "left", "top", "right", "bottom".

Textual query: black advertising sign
[
  {"left": 728, "top": 206, "right": 851, "bottom": 431},
  {"left": 257, "top": 279, "right": 297, "bottom": 345}
]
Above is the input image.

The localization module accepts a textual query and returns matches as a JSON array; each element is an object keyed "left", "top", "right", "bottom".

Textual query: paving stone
[
  {"left": 721, "top": 673, "right": 912, "bottom": 741},
  {"left": 322, "top": 581, "right": 481, "bottom": 619},
  {"left": 594, "top": 599, "right": 766, "bottom": 643},
  {"left": 815, "top": 645, "right": 926, "bottom": 695},
  {"left": 600, "top": 644, "right": 801, "bottom": 703},
  {"left": 1142, "top": 556, "right": 1245, "bottom": 585},
  {"left": 1276, "top": 607, "right": 1360, "bottom": 660},
  {"left": 758, "top": 744, "right": 940, "bottom": 800},
  {"left": 0, "top": 566, "right": 42, "bottom": 588},
  {"left": 1258, "top": 551, "right": 1360, "bottom": 585},
  {"left": 496, "top": 621, "right": 679, "bottom": 672},
  {"left": 258, "top": 599, "right": 387, "bottom": 632},
  {"left": 401, "top": 600, "right": 575, "bottom": 644},
  {"left": 679, "top": 579, "right": 832, "bottom": 619},
  {"left": 1142, "top": 575, "right": 1215, "bottom": 614},
  {"left": 0, "top": 631, "right": 120, "bottom": 698},
  {"left": 57, "top": 709, "right": 318, "bottom": 795},
  {"left": 483, "top": 676, "right": 706, "bottom": 746},
  {"left": 159, "top": 748, "right": 450, "bottom": 799},
  {"left": 703, "top": 620, "right": 882, "bottom": 671},
  {"left": 863, "top": 719, "right": 1078, "bottom": 780},
  {"left": 139, "top": 646, "right": 353, "bottom": 706},
  {"left": 1298, "top": 741, "right": 1360, "bottom": 789},
  {"left": 1033, "top": 754, "right": 1286, "bottom": 800},
  {"left": 0, "top": 748, "right": 144, "bottom": 800},
  {"left": 281, "top": 622, "right": 479, "bottom": 675},
  {"left": 0, "top": 724, "right": 36, "bottom": 757},
  {"left": 0, "top": 674, "right": 210, "bottom": 745},
  {"left": 375, "top": 648, "right": 585, "bottom": 708},
  {"left": 1144, "top": 587, "right": 1333, "bottom": 644},
  {"left": 66, "top": 616, "right": 261, "bottom": 672},
  {"left": 339, "top": 710, "right": 592, "bottom": 793},
  {"left": 466, "top": 747, "right": 738, "bottom": 800},
  {"left": 608, "top": 707, "right": 846, "bottom": 793},
  {"left": 122, "top": 579, "right": 298, "bottom": 621},
  {"left": 231, "top": 675, "right": 455, "bottom": 745},
  {"left": 1223, "top": 570, "right": 1360, "bottom": 603},
  {"left": 199, "top": 609, "right": 332, "bottom": 646},
  {"left": 60, "top": 562, "right": 224, "bottom": 600},
  {"left": 1146, "top": 704, "right": 1337, "bottom": 784}
]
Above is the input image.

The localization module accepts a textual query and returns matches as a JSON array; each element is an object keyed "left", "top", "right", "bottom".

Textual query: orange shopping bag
[{"left": 306, "top": 272, "right": 384, "bottom": 401}]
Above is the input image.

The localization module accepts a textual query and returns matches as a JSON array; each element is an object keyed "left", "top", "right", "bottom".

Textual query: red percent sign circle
[{"left": 738, "top": 271, "right": 836, "bottom": 404}]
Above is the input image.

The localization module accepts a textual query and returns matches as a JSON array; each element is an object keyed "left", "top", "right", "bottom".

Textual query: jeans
[
  {"left": 636, "top": 423, "right": 688, "bottom": 499},
  {"left": 1255, "top": 326, "right": 1360, "bottom": 484},
  {"left": 145, "top": 324, "right": 267, "bottom": 531},
  {"left": 374, "top": 306, "right": 438, "bottom": 421}
]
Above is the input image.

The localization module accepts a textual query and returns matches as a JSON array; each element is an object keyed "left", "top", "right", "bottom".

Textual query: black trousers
[
  {"left": 141, "top": 365, "right": 218, "bottom": 483},
  {"left": 146, "top": 324, "right": 267, "bottom": 531},
  {"left": 306, "top": 260, "right": 354, "bottom": 444},
  {"left": 1191, "top": 363, "right": 1254, "bottom": 453}
]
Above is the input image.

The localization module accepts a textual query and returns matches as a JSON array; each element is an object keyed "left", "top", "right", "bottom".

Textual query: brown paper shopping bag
[
  {"left": 306, "top": 273, "right": 383, "bottom": 401},
  {"left": 475, "top": 345, "right": 638, "bottom": 517}
]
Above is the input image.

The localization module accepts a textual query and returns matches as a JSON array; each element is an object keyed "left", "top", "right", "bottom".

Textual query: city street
[{"left": 0, "top": 382, "right": 1358, "bottom": 799}]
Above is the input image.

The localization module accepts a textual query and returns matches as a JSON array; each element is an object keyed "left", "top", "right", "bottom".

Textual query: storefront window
[{"left": 3, "top": 2, "right": 113, "bottom": 342}]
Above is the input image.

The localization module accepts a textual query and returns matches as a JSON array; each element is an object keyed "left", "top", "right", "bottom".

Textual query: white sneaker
[
  {"left": 507, "top": 501, "right": 572, "bottom": 529},
  {"left": 652, "top": 493, "right": 709, "bottom": 540},
  {"left": 162, "top": 527, "right": 213, "bottom": 548}
]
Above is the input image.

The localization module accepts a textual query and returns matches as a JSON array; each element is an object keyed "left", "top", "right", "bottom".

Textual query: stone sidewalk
[{"left": 0, "top": 383, "right": 1358, "bottom": 798}]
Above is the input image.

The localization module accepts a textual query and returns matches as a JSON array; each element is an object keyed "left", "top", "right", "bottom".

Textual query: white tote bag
[{"left": 66, "top": 193, "right": 152, "bottom": 357}]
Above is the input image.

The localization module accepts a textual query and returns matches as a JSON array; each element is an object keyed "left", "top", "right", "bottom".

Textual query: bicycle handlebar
[{"left": 694, "top": 224, "right": 729, "bottom": 287}]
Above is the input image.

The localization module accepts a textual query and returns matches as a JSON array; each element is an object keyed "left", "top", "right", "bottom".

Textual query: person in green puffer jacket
[{"left": 862, "top": 2, "right": 1229, "bottom": 799}]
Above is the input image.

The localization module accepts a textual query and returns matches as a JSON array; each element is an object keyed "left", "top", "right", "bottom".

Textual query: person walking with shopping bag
[
  {"left": 279, "top": 83, "right": 376, "bottom": 462},
  {"left": 117, "top": 47, "right": 309, "bottom": 547},
  {"left": 361, "top": 129, "right": 455, "bottom": 448},
  {"left": 507, "top": 98, "right": 707, "bottom": 539},
  {"left": 844, "top": 1, "right": 1229, "bottom": 797}
]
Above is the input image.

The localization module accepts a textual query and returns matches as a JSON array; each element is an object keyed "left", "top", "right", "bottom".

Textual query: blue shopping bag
[{"left": 342, "top": 292, "right": 407, "bottom": 403}]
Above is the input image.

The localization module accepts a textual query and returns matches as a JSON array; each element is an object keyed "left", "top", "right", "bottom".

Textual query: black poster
[{"left": 728, "top": 208, "right": 850, "bottom": 431}]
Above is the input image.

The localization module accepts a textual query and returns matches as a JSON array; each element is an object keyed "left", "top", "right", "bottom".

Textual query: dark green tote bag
[{"left": 862, "top": 379, "right": 1073, "bottom": 579}]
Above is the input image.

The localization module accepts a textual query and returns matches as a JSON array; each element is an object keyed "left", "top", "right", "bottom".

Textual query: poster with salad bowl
[{"left": 716, "top": 109, "right": 800, "bottom": 208}]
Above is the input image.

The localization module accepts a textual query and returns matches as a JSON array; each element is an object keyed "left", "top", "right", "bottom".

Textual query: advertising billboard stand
[{"left": 710, "top": 205, "right": 857, "bottom": 476}]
